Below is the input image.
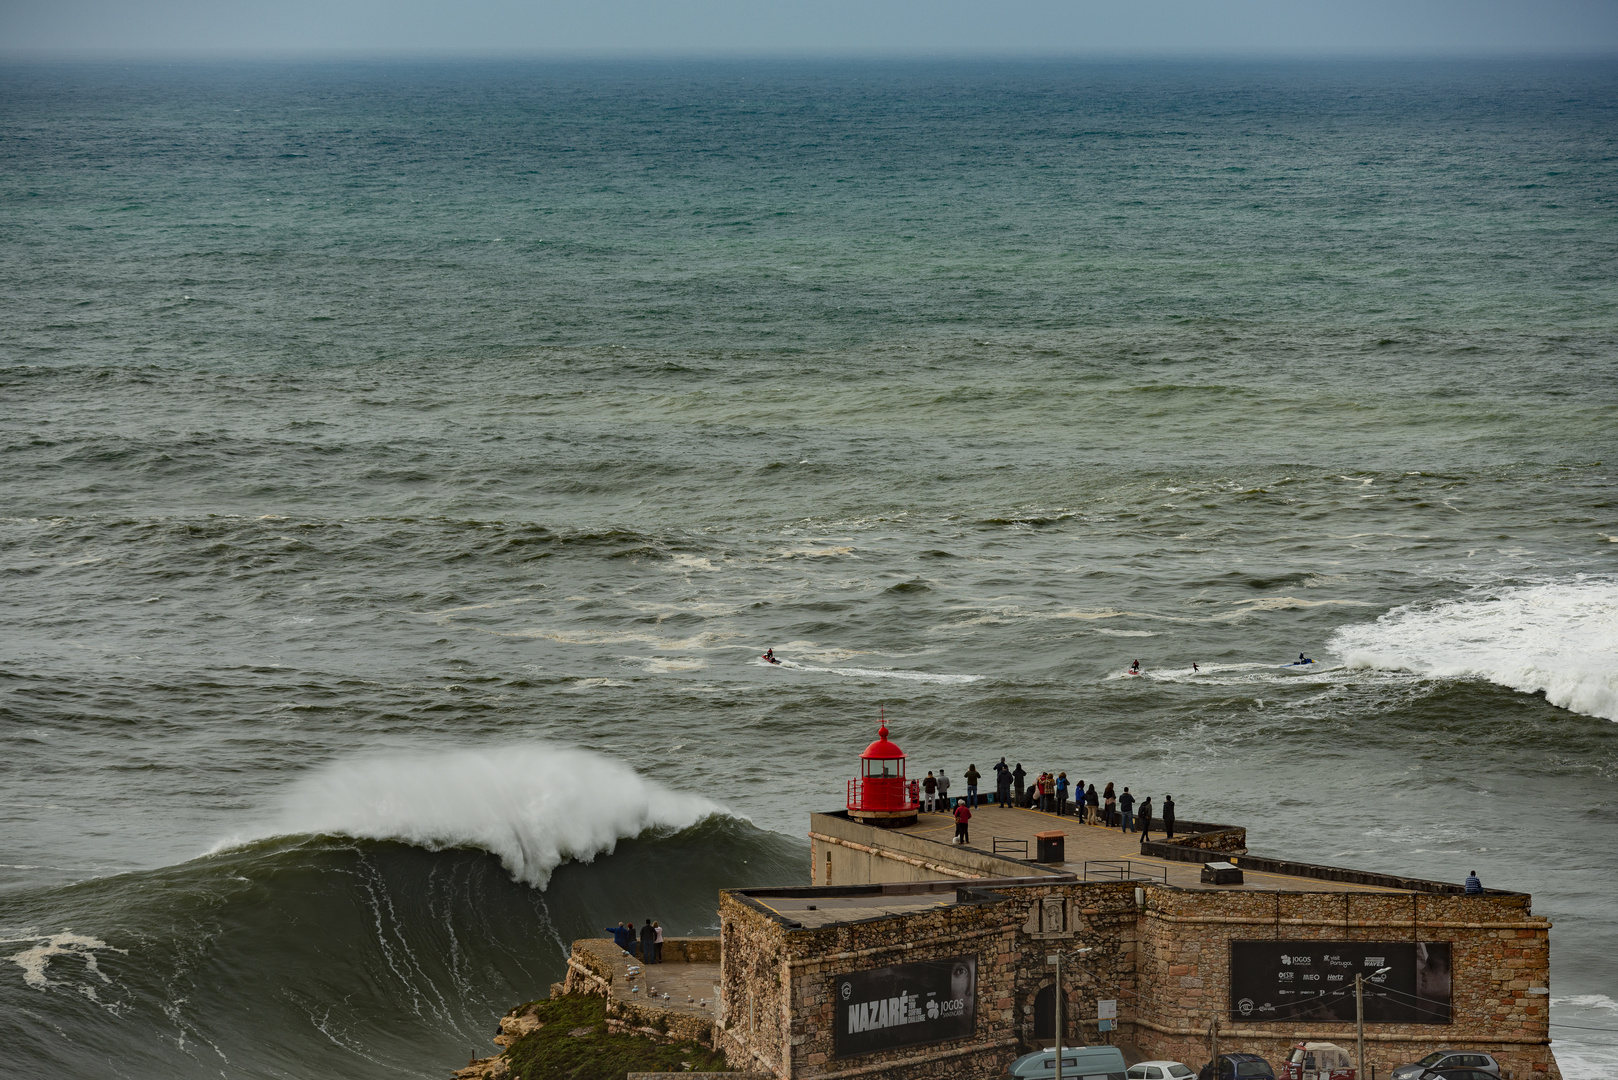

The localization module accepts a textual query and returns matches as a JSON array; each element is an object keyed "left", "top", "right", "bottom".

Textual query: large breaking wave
[
  {"left": 1332, "top": 580, "right": 1618, "bottom": 722},
  {"left": 221, "top": 746, "right": 726, "bottom": 888}
]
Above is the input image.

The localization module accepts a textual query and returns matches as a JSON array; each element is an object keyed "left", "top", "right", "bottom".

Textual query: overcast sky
[{"left": 3, "top": 0, "right": 1617, "bottom": 57}]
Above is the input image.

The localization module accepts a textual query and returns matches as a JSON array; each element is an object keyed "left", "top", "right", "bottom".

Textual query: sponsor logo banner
[
  {"left": 833, "top": 954, "right": 976, "bottom": 1058},
  {"left": 1229, "top": 941, "right": 1452, "bottom": 1024}
]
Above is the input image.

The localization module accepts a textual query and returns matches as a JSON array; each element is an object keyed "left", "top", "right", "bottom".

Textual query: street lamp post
[
  {"left": 1047, "top": 947, "right": 1094, "bottom": 1080},
  {"left": 1356, "top": 966, "right": 1392, "bottom": 1080}
]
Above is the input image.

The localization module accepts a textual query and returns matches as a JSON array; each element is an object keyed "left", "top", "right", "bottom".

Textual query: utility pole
[
  {"left": 1210, "top": 1012, "right": 1219, "bottom": 1076},
  {"left": 1048, "top": 954, "right": 1063, "bottom": 1080},
  {"left": 1356, "top": 974, "right": 1365, "bottom": 1080},
  {"left": 1357, "top": 966, "right": 1391, "bottom": 1080}
]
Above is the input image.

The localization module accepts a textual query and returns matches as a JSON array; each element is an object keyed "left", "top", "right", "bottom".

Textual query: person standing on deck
[
  {"left": 923, "top": 771, "right": 937, "bottom": 813},
  {"left": 1163, "top": 794, "right": 1176, "bottom": 839},
  {"left": 1074, "top": 779, "right": 1087, "bottom": 823},
  {"left": 1055, "top": 772, "right": 1070, "bottom": 817},
  {"left": 1012, "top": 762, "right": 1026, "bottom": 807},
  {"left": 640, "top": 920, "right": 658, "bottom": 965},
  {"left": 953, "top": 799, "right": 972, "bottom": 844},
  {"left": 1137, "top": 796, "right": 1154, "bottom": 841},
  {"left": 936, "top": 770, "right": 951, "bottom": 810},
  {"left": 1103, "top": 782, "right": 1117, "bottom": 826},
  {"left": 964, "top": 763, "right": 981, "bottom": 808},
  {"left": 1119, "top": 786, "right": 1136, "bottom": 833},
  {"left": 653, "top": 921, "right": 664, "bottom": 962},
  {"left": 994, "top": 758, "right": 1011, "bottom": 806},
  {"left": 1085, "top": 781, "right": 1100, "bottom": 822}
]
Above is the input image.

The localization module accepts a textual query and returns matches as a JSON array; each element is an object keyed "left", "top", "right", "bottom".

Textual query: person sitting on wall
[
  {"left": 953, "top": 799, "right": 972, "bottom": 845},
  {"left": 1465, "top": 870, "right": 1483, "bottom": 894}
]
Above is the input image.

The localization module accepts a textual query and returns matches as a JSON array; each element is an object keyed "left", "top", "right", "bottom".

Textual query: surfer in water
[{"left": 1192, "top": 662, "right": 1198, "bottom": 673}]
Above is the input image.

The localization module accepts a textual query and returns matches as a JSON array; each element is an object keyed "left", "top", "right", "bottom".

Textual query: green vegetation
[{"left": 503, "top": 995, "right": 731, "bottom": 1080}]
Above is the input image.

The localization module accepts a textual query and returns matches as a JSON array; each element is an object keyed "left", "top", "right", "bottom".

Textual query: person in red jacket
[{"left": 953, "top": 800, "right": 972, "bottom": 845}]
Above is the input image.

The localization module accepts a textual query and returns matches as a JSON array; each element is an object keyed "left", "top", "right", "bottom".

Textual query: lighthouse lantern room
[{"left": 846, "top": 713, "right": 919, "bottom": 828}]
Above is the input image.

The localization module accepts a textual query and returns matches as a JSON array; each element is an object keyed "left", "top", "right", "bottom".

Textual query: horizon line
[{"left": 5, "top": 47, "right": 1618, "bottom": 63}]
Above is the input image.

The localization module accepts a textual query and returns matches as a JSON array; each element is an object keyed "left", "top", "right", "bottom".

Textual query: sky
[{"left": 2, "top": 0, "right": 1617, "bottom": 57}]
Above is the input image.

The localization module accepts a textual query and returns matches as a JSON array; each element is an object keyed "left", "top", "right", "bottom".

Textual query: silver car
[{"left": 1391, "top": 1051, "right": 1501, "bottom": 1079}]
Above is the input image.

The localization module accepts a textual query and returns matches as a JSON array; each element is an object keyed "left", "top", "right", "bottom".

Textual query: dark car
[
  {"left": 1416, "top": 1071, "right": 1499, "bottom": 1080},
  {"left": 1391, "top": 1052, "right": 1500, "bottom": 1080},
  {"left": 1198, "top": 1054, "right": 1277, "bottom": 1080}
]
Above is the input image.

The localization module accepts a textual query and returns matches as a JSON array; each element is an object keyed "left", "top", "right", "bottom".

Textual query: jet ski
[{"left": 762, "top": 652, "right": 782, "bottom": 665}]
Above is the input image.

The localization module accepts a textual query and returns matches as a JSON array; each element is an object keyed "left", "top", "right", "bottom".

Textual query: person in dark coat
[
  {"left": 1137, "top": 796, "right": 1153, "bottom": 841},
  {"left": 1119, "top": 786, "right": 1136, "bottom": 833},
  {"left": 1102, "top": 782, "right": 1117, "bottom": 827},
  {"left": 639, "top": 919, "right": 658, "bottom": 964},
  {"left": 1012, "top": 763, "right": 1026, "bottom": 807},
  {"left": 1163, "top": 795, "right": 1175, "bottom": 839},
  {"left": 1085, "top": 782, "right": 1100, "bottom": 822},
  {"left": 993, "top": 758, "right": 1010, "bottom": 806}
]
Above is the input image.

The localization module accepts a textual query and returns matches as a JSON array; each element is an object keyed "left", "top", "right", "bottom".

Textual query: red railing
[{"left": 847, "top": 777, "right": 918, "bottom": 813}]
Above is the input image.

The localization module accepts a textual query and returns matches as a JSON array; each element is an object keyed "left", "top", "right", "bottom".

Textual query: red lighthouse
[{"left": 846, "top": 713, "right": 919, "bottom": 828}]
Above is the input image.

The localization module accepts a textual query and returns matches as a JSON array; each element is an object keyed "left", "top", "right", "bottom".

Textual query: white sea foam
[
  {"left": 1551, "top": 994, "right": 1618, "bottom": 1080},
  {"left": 768, "top": 659, "right": 982, "bottom": 684},
  {"left": 2, "top": 930, "right": 126, "bottom": 1000},
  {"left": 232, "top": 746, "right": 723, "bottom": 888},
  {"left": 1331, "top": 579, "right": 1618, "bottom": 721}
]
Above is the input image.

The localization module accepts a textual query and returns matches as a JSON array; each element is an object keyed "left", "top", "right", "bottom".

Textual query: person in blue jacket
[{"left": 606, "top": 921, "right": 636, "bottom": 954}]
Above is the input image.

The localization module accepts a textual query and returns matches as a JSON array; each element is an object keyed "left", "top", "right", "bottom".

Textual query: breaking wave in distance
[
  {"left": 1332, "top": 580, "right": 1618, "bottom": 722},
  {"left": 222, "top": 746, "right": 726, "bottom": 887}
]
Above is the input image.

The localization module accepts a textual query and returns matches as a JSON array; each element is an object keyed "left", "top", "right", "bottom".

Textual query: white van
[{"left": 1003, "top": 1045, "right": 1130, "bottom": 1080}]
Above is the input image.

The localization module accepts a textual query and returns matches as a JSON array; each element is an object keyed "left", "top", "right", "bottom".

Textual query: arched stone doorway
[{"left": 1033, "top": 983, "right": 1056, "bottom": 1041}]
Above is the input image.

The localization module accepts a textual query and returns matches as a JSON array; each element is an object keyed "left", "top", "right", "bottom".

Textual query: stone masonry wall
[
  {"left": 718, "top": 881, "right": 1152, "bottom": 1080},
  {"left": 1132, "top": 888, "right": 1556, "bottom": 1080}
]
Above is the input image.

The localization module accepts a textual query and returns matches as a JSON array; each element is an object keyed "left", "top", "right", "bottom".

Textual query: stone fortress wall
[{"left": 714, "top": 812, "right": 1557, "bottom": 1080}]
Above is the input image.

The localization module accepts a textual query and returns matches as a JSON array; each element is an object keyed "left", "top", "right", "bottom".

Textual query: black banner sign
[
  {"left": 833, "top": 954, "right": 976, "bottom": 1058},
  {"left": 1229, "top": 941, "right": 1451, "bottom": 1024}
]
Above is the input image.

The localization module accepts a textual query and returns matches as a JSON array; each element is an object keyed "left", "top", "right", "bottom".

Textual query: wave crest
[
  {"left": 228, "top": 746, "right": 725, "bottom": 887},
  {"left": 1331, "top": 580, "right": 1618, "bottom": 722}
]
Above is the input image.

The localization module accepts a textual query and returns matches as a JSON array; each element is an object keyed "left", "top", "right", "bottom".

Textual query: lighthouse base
[{"left": 846, "top": 808, "right": 918, "bottom": 828}]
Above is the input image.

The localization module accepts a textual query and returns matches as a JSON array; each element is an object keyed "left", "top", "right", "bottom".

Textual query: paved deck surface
[
  {"left": 893, "top": 804, "right": 1413, "bottom": 894},
  {"left": 580, "top": 939, "right": 721, "bottom": 1017},
  {"left": 755, "top": 890, "right": 958, "bottom": 928}
]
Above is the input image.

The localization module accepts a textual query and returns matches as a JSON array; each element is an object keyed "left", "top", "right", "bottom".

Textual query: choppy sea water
[{"left": 1, "top": 58, "right": 1615, "bottom": 1079}]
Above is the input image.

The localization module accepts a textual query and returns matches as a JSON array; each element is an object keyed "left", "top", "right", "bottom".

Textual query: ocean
[{"left": 1, "top": 57, "right": 1615, "bottom": 1078}]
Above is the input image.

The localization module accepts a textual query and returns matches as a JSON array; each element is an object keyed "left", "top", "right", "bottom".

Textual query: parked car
[
  {"left": 1129, "top": 1061, "right": 1196, "bottom": 1080},
  {"left": 1281, "top": 1042, "right": 1354, "bottom": 1080},
  {"left": 1390, "top": 1052, "right": 1500, "bottom": 1080},
  {"left": 1003, "top": 1045, "right": 1129, "bottom": 1080},
  {"left": 1198, "top": 1053, "right": 1277, "bottom": 1080},
  {"left": 1412, "top": 1070, "right": 1500, "bottom": 1080}
]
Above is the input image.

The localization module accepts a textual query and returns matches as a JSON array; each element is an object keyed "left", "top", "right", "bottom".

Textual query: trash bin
[
  {"left": 1201, "top": 861, "right": 1243, "bottom": 885},
  {"left": 1035, "top": 830, "right": 1066, "bottom": 863}
]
